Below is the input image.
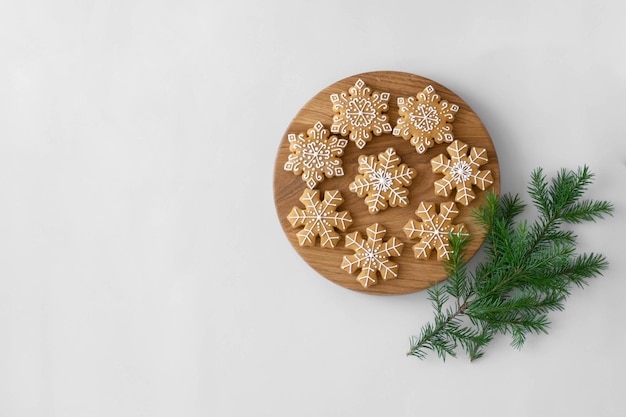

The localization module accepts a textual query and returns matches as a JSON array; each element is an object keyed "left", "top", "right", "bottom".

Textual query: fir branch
[{"left": 407, "top": 166, "right": 614, "bottom": 361}]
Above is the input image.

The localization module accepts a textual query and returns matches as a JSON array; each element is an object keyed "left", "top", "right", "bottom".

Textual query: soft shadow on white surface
[{"left": 0, "top": 1, "right": 624, "bottom": 416}]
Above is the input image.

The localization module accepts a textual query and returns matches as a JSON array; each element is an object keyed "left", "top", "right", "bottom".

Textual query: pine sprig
[{"left": 408, "top": 166, "right": 614, "bottom": 361}]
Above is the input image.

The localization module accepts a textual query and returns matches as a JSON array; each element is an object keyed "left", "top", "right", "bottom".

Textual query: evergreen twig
[{"left": 407, "top": 166, "right": 614, "bottom": 361}]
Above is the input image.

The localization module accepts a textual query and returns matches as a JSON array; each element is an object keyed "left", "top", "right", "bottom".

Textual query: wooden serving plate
[{"left": 273, "top": 71, "right": 500, "bottom": 295}]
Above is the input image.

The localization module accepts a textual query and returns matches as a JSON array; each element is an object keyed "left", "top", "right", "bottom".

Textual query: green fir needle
[{"left": 407, "top": 166, "right": 614, "bottom": 361}]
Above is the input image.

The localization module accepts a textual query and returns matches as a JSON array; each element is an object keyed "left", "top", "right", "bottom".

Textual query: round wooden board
[{"left": 273, "top": 71, "right": 500, "bottom": 295}]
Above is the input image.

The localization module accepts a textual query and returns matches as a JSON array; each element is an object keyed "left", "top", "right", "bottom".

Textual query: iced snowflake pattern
[
  {"left": 403, "top": 202, "right": 468, "bottom": 261},
  {"left": 349, "top": 147, "right": 416, "bottom": 214},
  {"left": 330, "top": 79, "right": 393, "bottom": 149},
  {"left": 341, "top": 223, "right": 404, "bottom": 288},
  {"left": 287, "top": 188, "right": 352, "bottom": 248},
  {"left": 284, "top": 121, "right": 348, "bottom": 189},
  {"left": 393, "top": 85, "right": 459, "bottom": 154},
  {"left": 431, "top": 139, "right": 493, "bottom": 206}
]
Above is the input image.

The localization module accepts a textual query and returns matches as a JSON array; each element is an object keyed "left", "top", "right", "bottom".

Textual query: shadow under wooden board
[{"left": 274, "top": 71, "right": 500, "bottom": 295}]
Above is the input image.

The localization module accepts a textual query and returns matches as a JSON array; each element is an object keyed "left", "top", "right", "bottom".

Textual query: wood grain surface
[{"left": 273, "top": 71, "right": 500, "bottom": 295}]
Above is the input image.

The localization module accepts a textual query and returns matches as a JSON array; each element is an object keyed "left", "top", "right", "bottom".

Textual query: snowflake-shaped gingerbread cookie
[
  {"left": 349, "top": 147, "right": 417, "bottom": 214},
  {"left": 330, "top": 79, "right": 393, "bottom": 149},
  {"left": 287, "top": 188, "right": 352, "bottom": 248},
  {"left": 341, "top": 223, "right": 404, "bottom": 288},
  {"left": 431, "top": 139, "right": 493, "bottom": 206},
  {"left": 393, "top": 85, "right": 459, "bottom": 154},
  {"left": 403, "top": 201, "right": 467, "bottom": 261},
  {"left": 283, "top": 121, "right": 348, "bottom": 189}
]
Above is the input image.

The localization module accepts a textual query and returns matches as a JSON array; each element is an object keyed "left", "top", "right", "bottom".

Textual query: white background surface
[{"left": 1, "top": 1, "right": 625, "bottom": 416}]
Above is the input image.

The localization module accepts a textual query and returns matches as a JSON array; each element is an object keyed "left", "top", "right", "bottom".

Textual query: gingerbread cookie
[
  {"left": 393, "top": 85, "right": 459, "bottom": 154},
  {"left": 287, "top": 188, "right": 352, "bottom": 248},
  {"left": 403, "top": 202, "right": 467, "bottom": 261},
  {"left": 330, "top": 79, "right": 393, "bottom": 149},
  {"left": 283, "top": 121, "right": 348, "bottom": 189},
  {"left": 349, "top": 147, "right": 416, "bottom": 214},
  {"left": 341, "top": 223, "right": 404, "bottom": 288},
  {"left": 431, "top": 139, "right": 493, "bottom": 206}
]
